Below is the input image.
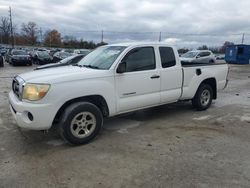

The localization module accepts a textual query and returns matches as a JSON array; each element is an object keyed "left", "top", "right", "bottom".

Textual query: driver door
[{"left": 115, "top": 47, "right": 161, "bottom": 113}]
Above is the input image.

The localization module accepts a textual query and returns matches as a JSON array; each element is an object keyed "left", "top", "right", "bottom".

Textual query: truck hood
[{"left": 19, "top": 65, "right": 111, "bottom": 84}]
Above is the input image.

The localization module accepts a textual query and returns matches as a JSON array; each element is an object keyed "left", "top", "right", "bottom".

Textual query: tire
[
  {"left": 192, "top": 84, "right": 213, "bottom": 111},
  {"left": 59, "top": 102, "right": 103, "bottom": 145},
  {"left": 209, "top": 59, "right": 215, "bottom": 63},
  {"left": 0, "top": 57, "right": 4, "bottom": 67}
]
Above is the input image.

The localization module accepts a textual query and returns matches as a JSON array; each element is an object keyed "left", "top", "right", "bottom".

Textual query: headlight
[{"left": 22, "top": 83, "right": 50, "bottom": 101}]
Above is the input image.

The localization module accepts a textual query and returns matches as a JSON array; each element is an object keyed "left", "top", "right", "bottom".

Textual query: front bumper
[
  {"left": 12, "top": 59, "right": 31, "bottom": 64},
  {"left": 9, "top": 91, "right": 57, "bottom": 130}
]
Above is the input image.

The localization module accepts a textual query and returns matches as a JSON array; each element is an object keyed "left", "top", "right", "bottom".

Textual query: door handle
[{"left": 150, "top": 75, "right": 160, "bottom": 79}]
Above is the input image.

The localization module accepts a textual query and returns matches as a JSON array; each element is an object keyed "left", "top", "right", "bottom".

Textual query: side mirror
[
  {"left": 196, "top": 55, "right": 200, "bottom": 59},
  {"left": 117, "top": 62, "right": 126, "bottom": 73}
]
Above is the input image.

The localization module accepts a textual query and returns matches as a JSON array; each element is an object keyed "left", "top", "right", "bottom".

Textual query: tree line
[{"left": 0, "top": 17, "right": 107, "bottom": 49}]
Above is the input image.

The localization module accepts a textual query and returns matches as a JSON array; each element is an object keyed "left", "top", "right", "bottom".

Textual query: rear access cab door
[{"left": 158, "top": 46, "right": 182, "bottom": 103}]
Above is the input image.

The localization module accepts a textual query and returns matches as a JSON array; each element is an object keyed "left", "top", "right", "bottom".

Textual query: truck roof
[
  {"left": 190, "top": 50, "right": 212, "bottom": 53},
  {"left": 107, "top": 42, "right": 173, "bottom": 47}
]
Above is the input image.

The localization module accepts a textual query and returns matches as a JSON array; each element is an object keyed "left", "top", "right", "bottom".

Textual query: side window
[
  {"left": 159, "top": 47, "right": 176, "bottom": 68},
  {"left": 122, "top": 47, "right": 155, "bottom": 72},
  {"left": 199, "top": 52, "right": 210, "bottom": 57}
]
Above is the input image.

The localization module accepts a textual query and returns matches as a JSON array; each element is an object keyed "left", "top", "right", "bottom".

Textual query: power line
[
  {"left": 34, "top": 25, "right": 250, "bottom": 39},
  {"left": 46, "top": 29, "right": 250, "bottom": 36}
]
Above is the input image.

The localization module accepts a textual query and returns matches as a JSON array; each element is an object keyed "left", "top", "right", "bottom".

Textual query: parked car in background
[
  {"left": 52, "top": 51, "right": 72, "bottom": 63},
  {"left": 0, "top": 48, "right": 7, "bottom": 56},
  {"left": 63, "top": 49, "right": 74, "bottom": 54},
  {"left": 73, "top": 49, "right": 91, "bottom": 56},
  {"left": 31, "top": 50, "right": 52, "bottom": 65},
  {"left": 180, "top": 50, "right": 216, "bottom": 64},
  {"left": 9, "top": 50, "right": 32, "bottom": 66},
  {"left": 35, "top": 54, "right": 85, "bottom": 70},
  {"left": 216, "top": 54, "right": 225, "bottom": 60},
  {"left": 26, "top": 49, "right": 34, "bottom": 57},
  {"left": 48, "top": 49, "right": 60, "bottom": 56},
  {"left": 5, "top": 48, "right": 14, "bottom": 63}
]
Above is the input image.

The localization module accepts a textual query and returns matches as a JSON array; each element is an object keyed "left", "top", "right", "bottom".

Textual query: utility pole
[
  {"left": 9, "top": 6, "right": 14, "bottom": 48},
  {"left": 39, "top": 27, "right": 42, "bottom": 46},
  {"left": 101, "top": 30, "right": 103, "bottom": 43},
  {"left": 49, "top": 34, "right": 51, "bottom": 47},
  {"left": 241, "top": 33, "right": 245, "bottom": 44},
  {"left": 159, "top": 32, "right": 162, "bottom": 42}
]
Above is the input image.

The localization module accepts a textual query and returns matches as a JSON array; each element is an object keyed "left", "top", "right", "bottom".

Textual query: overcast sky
[{"left": 0, "top": 0, "right": 249, "bottom": 48}]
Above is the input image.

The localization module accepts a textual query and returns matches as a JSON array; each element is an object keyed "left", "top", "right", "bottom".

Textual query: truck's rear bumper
[{"left": 8, "top": 91, "right": 56, "bottom": 130}]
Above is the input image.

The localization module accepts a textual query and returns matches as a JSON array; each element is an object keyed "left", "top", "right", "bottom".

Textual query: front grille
[
  {"left": 12, "top": 76, "right": 24, "bottom": 100},
  {"left": 12, "top": 78, "right": 19, "bottom": 98}
]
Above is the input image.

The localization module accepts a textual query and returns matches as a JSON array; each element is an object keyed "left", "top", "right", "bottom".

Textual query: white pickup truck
[{"left": 9, "top": 42, "right": 229, "bottom": 145}]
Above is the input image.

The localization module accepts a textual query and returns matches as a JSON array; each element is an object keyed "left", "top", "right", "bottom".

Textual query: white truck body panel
[
  {"left": 9, "top": 42, "right": 229, "bottom": 130},
  {"left": 181, "top": 64, "right": 228, "bottom": 99}
]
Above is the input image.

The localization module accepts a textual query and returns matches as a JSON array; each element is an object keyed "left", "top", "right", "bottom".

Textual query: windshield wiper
[{"left": 82, "top": 65, "right": 100, "bottom": 69}]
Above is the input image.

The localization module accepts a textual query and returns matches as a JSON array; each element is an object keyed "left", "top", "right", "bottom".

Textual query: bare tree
[
  {"left": 198, "top": 45, "right": 208, "bottom": 50},
  {"left": 220, "top": 41, "right": 234, "bottom": 53},
  {"left": 21, "top": 21, "right": 38, "bottom": 45},
  {"left": 44, "top": 29, "right": 61, "bottom": 47},
  {"left": 0, "top": 17, "right": 11, "bottom": 44}
]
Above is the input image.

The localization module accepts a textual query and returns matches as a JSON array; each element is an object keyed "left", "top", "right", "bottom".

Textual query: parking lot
[{"left": 0, "top": 62, "right": 250, "bottom": 187}]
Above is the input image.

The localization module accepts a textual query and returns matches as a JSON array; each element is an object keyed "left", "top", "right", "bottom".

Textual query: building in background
[{"left": 225, "top": 44, "right": 250, "bottom": 64}]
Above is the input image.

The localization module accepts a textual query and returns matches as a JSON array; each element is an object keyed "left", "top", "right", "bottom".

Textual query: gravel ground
[{"left": 0, "top": 61, "right": 250, "bottom": 188}]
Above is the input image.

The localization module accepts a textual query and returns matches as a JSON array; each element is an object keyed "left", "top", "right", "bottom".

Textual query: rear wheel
[
  {"left": 0, "top": 56, "right": 4, "bottom": 67},
  {"left": 209, "top": 59, "right": 215, "bottom": 63},
  {"left": 59, "top": 102, "right": 103, "bottom": 145},
  {"left": 192, "top": 84, "right": 213, "bottom": 111}
]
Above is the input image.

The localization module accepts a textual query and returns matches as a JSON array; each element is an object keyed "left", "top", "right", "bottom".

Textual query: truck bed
[
  {"left": 180, "top": 62, "right": 228, "bottom": 100},
  {"left": 181, "top": 61, "right": 227, "bottom": 67}
]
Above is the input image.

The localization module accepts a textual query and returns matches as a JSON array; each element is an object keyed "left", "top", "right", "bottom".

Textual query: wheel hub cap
[
  {"left": 200, "top": 89, "right": 211, "bottom": 106},
  {"left": 70, "top": 112, "right": 96, "bottom": 138}
]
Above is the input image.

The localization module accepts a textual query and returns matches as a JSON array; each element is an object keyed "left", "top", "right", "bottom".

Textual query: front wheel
[
  {"left": 192, "top": 84, "right": 213, "bottom": 111},
  {"left": 59, "top": 102, "right": 103, "bottom": 145}
]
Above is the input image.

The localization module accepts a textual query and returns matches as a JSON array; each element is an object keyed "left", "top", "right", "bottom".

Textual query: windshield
[
  {"left": 181, "top": 51, "right": 198, "bottom": 58},
  {"left": 60, "top": 52, "right": 72, "bottom": 58},
  {"left": 12, "top": 50, "right": 27, "bottom": 55},
  {"left": 58, "top": 55, "right": 76, "bottom": 64},
  {"left": 79, "top": 50, "right": 90, "bottom": 55},
  {"left": 77, "top": 46, "right": 126, "bottom": 70},
  {"left": 37, "top": 51, "right": 50, "bottom": 58}
]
